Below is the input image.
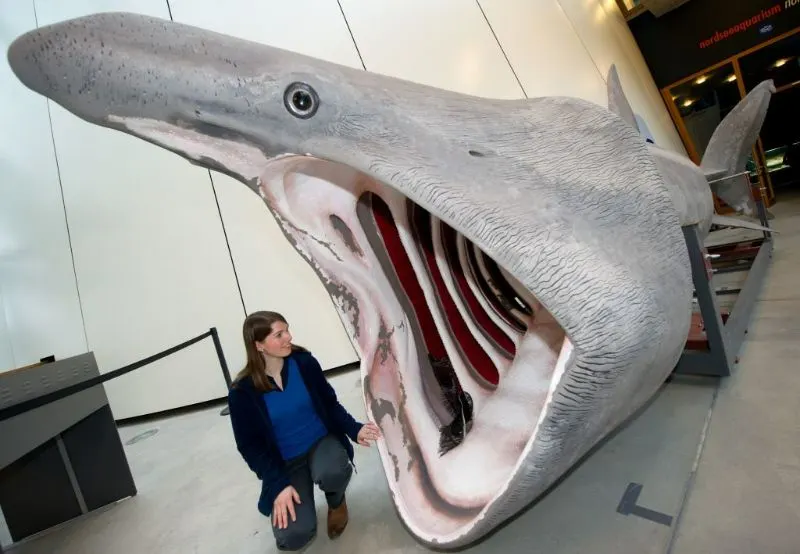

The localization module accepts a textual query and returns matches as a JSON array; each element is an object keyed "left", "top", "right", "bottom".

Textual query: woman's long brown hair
[{"left": 234, "top": 310, "right": 306, "bottom": 392}]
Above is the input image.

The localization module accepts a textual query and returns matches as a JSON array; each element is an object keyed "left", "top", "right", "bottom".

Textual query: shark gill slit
[
  {"left": 360, "top": 192, "right": 494, "bottom": 453},
  {"left": 407, "top": 200, "right": 501, "bottom": 387},
  {"left": 439, "top": 223, "right": 516, "bottom": 360},
  {"left": 465, "top": 241, "right": 528, "bottom": 332}
]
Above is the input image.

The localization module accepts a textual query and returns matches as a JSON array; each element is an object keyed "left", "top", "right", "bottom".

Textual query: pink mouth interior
[{"left": 256, "top": 156, "right": 570, "bottom": 543}]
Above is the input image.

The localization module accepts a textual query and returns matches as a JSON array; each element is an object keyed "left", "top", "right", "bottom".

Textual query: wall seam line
[
  {"left": 207, "top": 171, "right": 248, "bottom": 316},
  {"left": 336, "top": 0, "right": 367, "bottom": 70},
  {"left": 163, "top": 1, "right": 247, "bottom": 317},
  {"left": 555, "top": 0, "right": 608, "bottom": 86},
  {"left": 34, "top": 0, "right": 91, "bottom": 353},
  {"left": 475, "top": 0, "right": 528, "bottom": 98}
]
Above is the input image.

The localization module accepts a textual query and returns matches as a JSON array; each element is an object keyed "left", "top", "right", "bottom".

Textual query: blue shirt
[{"left": 262, "top": 357, "right": 328, "bottom": 460}]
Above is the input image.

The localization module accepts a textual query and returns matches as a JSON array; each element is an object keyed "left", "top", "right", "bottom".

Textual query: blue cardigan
[{"left": 227, "top": 349, "right": 363, "bottom": 516}]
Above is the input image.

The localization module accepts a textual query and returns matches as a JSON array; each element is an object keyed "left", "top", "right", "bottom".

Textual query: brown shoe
[{"left": 327, "top": 497, "right": 349, "bottom": 539}]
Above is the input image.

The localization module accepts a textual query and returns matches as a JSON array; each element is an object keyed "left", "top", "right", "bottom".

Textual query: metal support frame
[
  {"left": 210, "top": 327, "right": 233, "bottom": 416},
  {"left": 673, "top": 181, "right": 774, "bottom": 377},
  {"left": 676, "top": 225, "right": 735, "bottom": 376}
]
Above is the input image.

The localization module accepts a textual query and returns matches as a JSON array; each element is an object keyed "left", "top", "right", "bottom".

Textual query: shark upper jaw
[{"left": 8, "top": 12, "right": 695, "bottom": 548}]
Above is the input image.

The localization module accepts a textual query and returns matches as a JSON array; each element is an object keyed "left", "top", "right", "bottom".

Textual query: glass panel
[
  {"left": 756, "top": 86, "right": 800, "bottom": 194},
  {"left": 739, "top": 31, "right": 800, "bottom": 92},
  {"left": 739, "top": 31, "right": 800, "bottom": 195},
  {"left": 667, "top": 63, "right": 741, "bottom": 159}
]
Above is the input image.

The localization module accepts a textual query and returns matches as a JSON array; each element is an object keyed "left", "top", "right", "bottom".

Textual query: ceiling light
[
  {"left": 773, "top": 58, "right": 790, "bottom": 68},
  {"left": 695, "top": 75, "right": 708, "bottom": 85},
  {"left": 682, "top": 98, "right": 694, "bottom": 107},
  {"left": 725, "top": 74, "right": 737, "bottom": 82}
]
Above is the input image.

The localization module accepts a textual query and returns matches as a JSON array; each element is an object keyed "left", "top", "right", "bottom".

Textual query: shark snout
[
  {"left": 7, "top": 13, "right": 177, "bottom": 125},
  {"left": 6, "top": 11, "right": 335, "bottom": 162},
  {"left": 7, "top": 24, "right": 72, "bottom": 101}
]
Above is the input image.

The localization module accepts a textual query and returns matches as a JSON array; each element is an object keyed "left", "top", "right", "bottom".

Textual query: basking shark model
[{"left": 7, "top": 12, "right": 774, "bottom": 549}]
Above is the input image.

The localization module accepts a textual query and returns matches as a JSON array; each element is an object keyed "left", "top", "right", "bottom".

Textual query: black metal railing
[{"left": 0, "top": 327, "right": 232, "bottom": 423}]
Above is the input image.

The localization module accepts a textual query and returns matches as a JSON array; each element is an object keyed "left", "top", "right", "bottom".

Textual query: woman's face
[{"left": 256, "top": 321, "right": 293, "bottom": 358}]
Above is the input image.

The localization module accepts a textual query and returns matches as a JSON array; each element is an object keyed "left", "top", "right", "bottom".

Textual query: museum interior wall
[{"left": 0, "top": 0, "right": 685, "bottom": 420}]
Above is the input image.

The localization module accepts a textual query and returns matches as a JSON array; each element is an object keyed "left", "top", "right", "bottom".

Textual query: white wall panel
[
  {"left": 168, "top": 0, "right": 363, "bottom": 68},
  {"left": 34, "top": 0, "right": 248, "bottom": 419},
  {"left": 478, "top": 0, "right": 607, "bottom": 104},
  {"left": 0, "top": 0, "right": 87, "bottom": 372},
  {"left": 340, "top": 0, "right": 524, "bottom": 98},
  {"left": 556, "top": 0, "right": 685, "bottom": 152},
  {"left": 167, "top": 0, "right": 362, "bottom": 369}
]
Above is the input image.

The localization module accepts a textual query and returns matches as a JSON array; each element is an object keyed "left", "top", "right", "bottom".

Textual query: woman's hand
[
  {"left": 272, "top": 485, "right": 301, "bottom": 530},
  {"left": 357, "top": 421, "right": 382, "bottom": 447}
]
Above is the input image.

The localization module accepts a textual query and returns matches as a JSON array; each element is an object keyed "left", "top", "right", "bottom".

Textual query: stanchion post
[{"left": 210, "top": 327, "right": 232, "bottom": 416}]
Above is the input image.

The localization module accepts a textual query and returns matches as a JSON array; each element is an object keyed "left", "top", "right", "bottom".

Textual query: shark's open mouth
[{"left": 257, "top": 155, "right": 573, "bottom": 543}]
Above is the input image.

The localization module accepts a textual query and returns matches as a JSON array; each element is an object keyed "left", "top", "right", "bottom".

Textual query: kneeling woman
[{"left": 228, "top": 311, "right": 381, "bottom": 551}]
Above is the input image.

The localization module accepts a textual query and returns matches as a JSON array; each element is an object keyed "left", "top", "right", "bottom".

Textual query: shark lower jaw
[{"left": 256, "top": 155, "right": 574, "bottom": 547}]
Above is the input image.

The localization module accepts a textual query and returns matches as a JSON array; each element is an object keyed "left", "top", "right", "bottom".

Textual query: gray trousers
[{"left": 273, "top": 435, "right": 353, "bottom": 551}]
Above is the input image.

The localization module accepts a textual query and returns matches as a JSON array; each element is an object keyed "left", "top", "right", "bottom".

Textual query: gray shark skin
[
  {"left": 607, "top": 65, "right": 716, "bottom": 234},
  {"left": 6, "top": 12, "right": 749, "bottom": 549}
]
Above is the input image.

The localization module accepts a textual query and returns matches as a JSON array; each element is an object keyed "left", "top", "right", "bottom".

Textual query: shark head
[
  {"left": 8, "top": 12, "right": 695, "bottom": 548},
  {"left": 6, "top": 10, "right": 404, "bottom": 185}
]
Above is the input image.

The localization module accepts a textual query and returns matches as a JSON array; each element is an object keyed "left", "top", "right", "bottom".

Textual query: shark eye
[{"left": 284, "top": 82, "right": 319, "bottom": 119}]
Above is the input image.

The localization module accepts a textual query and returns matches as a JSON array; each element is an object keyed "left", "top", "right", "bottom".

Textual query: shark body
[{"left": 7, "top": 12, "right": 773, "bottom": 549}]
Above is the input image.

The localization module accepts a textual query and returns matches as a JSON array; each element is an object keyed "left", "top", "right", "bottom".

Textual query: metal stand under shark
[
  {"left": 6, "top": 12, "right": 775, "bottom": 550},
  {"left": 676, "top": 174, "right": 774, "bottom": 377}
]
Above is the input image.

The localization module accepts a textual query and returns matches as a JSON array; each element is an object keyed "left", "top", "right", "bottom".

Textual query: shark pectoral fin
[
  {"left": 707, "top": 173, "right": 758, "bottom": 217},
  {"left": 711, "top": 214, "right": 777, "bottom": 234},
  {"left": 606, "top": 64, "right": 638, "bottom": 132}
]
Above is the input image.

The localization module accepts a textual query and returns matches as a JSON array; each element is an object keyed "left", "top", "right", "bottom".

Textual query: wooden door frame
[{"left": 658, "top": 26, "right": 800, "bottom": 207}]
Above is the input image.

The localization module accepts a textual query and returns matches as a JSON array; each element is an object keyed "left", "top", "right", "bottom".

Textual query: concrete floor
[
  {"left": 668, "top": 191, "right": 800, "bottom": 554},
  {"left": 4, "top": 194, "right": 800, "bottom": 554}
]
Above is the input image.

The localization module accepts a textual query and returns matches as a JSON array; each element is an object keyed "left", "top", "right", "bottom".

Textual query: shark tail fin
[
  {"left": 606, "top": 64, "right": 638, "bottom": 131},
  {"left": 700, "top": 80, "right": 776, "bottom": 216},
  {"left": 711, "top": 213, "right": 776, "bottom": 234}
]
